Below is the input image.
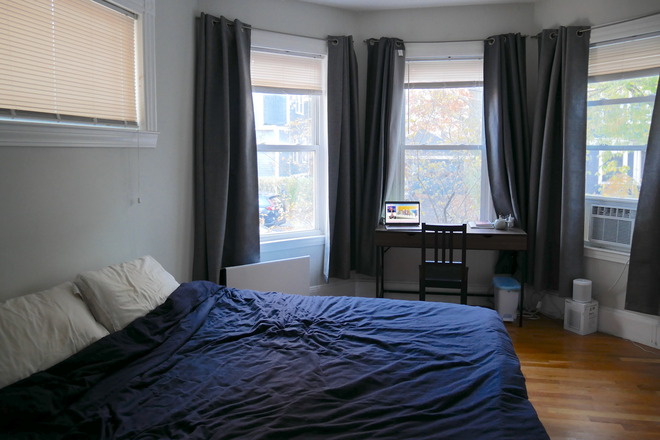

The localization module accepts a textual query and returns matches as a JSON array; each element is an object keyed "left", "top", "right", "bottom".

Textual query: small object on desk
[
  {"left": 468, "top": 220, "right": 494, "bottom": 229},
  {"left": 506, "top": 214, "right": 515, "bottom": 229},
  {"left": 493, "top": 216, "right": 508, "bottom": 230}
]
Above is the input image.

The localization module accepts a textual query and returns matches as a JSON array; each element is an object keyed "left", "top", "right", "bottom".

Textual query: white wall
[{"left": 0, "top": 0, "right": 197, "bottom": 301}]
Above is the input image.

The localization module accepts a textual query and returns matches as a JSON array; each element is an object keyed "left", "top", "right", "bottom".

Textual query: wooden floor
[{"left": 506, "top": 315, "right": 660, "bottom": 440}]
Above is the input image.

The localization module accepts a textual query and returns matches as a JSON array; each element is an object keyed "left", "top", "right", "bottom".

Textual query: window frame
[
  {"left": 250, "top": 42, "right": 328, "bottom": 245},
  {"left": 400, "top": 46, "right": 493, "bottom": 224},
  {"left": 0, "top": 0, "right": 157, "bottom": 149}
]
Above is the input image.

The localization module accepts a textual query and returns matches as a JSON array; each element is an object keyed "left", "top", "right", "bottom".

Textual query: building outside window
[
  {"left": 251, "top": 49, "right": 325, "bottom": 238},
  {"left": 402, "top": 56, "right": 489, "bottom": 224}
]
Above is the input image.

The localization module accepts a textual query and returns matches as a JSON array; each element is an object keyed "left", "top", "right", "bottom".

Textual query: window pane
[
  {"left": 258, "top": 151, "right": 315, "bottom": 235},
  {"left": 254, "top": 93, "right": 315, "bottom": 145},
  {"left": 586, "top": 74, "right": 658, "bottom": 199},
  {"left": 405, "top": 149, "right": 482, "bottom": 224},
  {"left": 405, "top": 87, "right": 483, "bottom": 145}
]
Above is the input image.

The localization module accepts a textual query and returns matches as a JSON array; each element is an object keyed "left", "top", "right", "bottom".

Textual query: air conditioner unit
[{"left": 588, "top": 204, "right": 636, "bottom": 250}]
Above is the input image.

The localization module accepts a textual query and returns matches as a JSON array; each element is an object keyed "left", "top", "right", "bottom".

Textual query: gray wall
[{"left": 1, "top": 0, "right": 657, "bottom": 311}]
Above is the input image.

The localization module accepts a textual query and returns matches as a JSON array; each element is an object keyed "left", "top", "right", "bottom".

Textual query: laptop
[{"left": 384, "top": 201, "right": 422, "bottom": 230}]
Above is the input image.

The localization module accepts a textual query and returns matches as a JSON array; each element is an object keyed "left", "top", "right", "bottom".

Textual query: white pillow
[
  {"left": 74, "top": 255, "right": 180, "bottom": 333},
  {"left": 0, "top": 282, "right": 110, "bottom": 389}
]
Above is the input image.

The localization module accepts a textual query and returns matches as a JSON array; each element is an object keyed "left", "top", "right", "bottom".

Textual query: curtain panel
[
  {"left": 356, "top": 37, "right": 405, "bottom": 277},
  {"left": 528, "top": 27, "right": 591, "bottom": 296},
  {"left": 483, "top": 33, "right": 530, "bottom": 277},
  {"left": 484, "top": 33, "right": 530, "bottom": 230},
  {"left": 193, "top": 14, "right": 260, "bottom": 283},
  {"left": 626, "top": 88, "right": 660, "bottom": 316},
  {"left": 326, "top": 36, "right": 361, "bottom": 280}
]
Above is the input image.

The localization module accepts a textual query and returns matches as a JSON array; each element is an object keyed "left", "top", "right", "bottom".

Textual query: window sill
[
  {"left": 0, "top": 119, "right": 158, "bottom": 148},
  {"left": 260, "top": 234, "right": 325, "bottom": 253},
  {"left": 584, "top": 246, "right": 630, "bottom": 264}
]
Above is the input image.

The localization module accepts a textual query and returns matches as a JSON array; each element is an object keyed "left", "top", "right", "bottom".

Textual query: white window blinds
[
  {"left": 251, "top": 50, "right": 323, "bottom": 93},
  {"left": 0, "top": 0, "right": 138, "bottom": 126},
  {"left": 589, "top": 34, "right": 660, "bottom": 76},
  {"left": 405, "top": 59, "right": 483, "bottom": 86}
]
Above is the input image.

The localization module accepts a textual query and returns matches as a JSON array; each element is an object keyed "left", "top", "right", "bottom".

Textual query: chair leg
[{"left": 419, "top": 266, "right": 425, "bottom": 301}]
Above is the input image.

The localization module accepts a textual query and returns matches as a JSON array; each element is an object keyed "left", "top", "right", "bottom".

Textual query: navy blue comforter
[{"left": 0, "top": 281, "right": 548, "bottom": 439}]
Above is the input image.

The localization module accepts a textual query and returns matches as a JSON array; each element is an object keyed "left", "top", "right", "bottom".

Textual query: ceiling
[{"left": 296, "top": 0, "right": 538, "bottom": 12}]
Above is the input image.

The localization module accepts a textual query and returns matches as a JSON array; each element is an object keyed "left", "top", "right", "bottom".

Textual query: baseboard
[{"left": 598, "top": 305, "right": 660, "bottom": 349}]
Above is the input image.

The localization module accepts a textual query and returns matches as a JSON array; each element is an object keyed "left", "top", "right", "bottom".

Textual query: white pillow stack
[
  {"left": 74, "top": 255, "right": 180, "bottom": 333},
  {"left": 0, "top": 282, "right": 110, "bottom": 389}
]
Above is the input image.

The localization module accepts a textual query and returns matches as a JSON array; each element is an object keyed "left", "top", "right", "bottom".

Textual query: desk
[{"left": 375, "top": 225, "right": 528, "bottom": 326}]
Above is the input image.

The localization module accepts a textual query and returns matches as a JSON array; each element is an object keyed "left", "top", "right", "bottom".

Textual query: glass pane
[
  {"left": 586, "top": 150, "right": 645, "bottom": 199},
  {"left": 253, "top": 93, "right": 315, "bottom": 145},
  {"left": 258, "top": 151, "right": 315, "bottom": 235},
  {"left": 405, "top": 149, "right": 482, "bottom": 224},
  {"left": 587, "top": 102, "right": 655, "bottom": 147},
  {"left": 405, "top": 87, "right": 483, "bottom": 145},
  {"left": 588, "top": 75, "right": 658, "bottom": 101},
  {"left": 585, "top": 75, "right": 657, "bottom": 199}
]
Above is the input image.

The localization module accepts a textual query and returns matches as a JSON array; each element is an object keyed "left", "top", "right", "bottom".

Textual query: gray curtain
[
  {"left": 193, "top": 14, "right": 260, "bottom": 283},
  {"left": 484, "top": 33, "right": 530, "bottom": 276},
  {"left": 356, "top": 37, "right": 405, "bottom": 277},
  {"left": 626, "top": 89, "right": 660, "bottom": 316},
  {"left": 528, "top": 27, "right": 590, "bottom": 296},
  {"left": 484, "top": 33, "right": 530, "bottom": 229},
  {"left": 326, "top": 36, "right": 361, "bottom": 280}
]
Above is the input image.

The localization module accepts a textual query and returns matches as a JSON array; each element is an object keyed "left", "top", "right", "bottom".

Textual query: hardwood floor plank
[{"left": 505, "top": 315, "right": 660, "bottom": 440}]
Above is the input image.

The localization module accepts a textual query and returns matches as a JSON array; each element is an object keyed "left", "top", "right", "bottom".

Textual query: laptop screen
[{"left": 384, "top": 201, "right": 421, "bottom": 226}]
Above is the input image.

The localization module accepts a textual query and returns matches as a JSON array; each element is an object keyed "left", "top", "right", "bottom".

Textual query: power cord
[{"left": 599, "top": 329, "right": 660, "bottom": 356}]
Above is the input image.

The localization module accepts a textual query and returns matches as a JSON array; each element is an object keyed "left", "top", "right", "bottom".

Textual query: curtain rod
[
  {"left": 364, "top": 37, "right": 497, "bottom": 45},
  {"left": 212, "top": 19, "right": 339, "bottom": 44},
  {"left": 531, "top": 10, "right": 660, "bottom": 38},
  {"left": 578, "top": 10, "right": 660, "bottom": 35}
]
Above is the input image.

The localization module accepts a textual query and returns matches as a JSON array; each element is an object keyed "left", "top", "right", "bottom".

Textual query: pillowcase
[
  {"left": 74, "top": 255, "right": 180, "bottom": 333},
  {"left": 0, "top": 282, "right": 110, "bottom": 389}
]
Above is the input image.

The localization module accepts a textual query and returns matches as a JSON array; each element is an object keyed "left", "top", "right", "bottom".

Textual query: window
[
  {"left": 584, "top": 18, "right": 660, "bottom": 252},
  {"left": 0, "top": 0, "right": 157, "bottom": 148},
  {"left": 251, "top": 49, "right": 326, "bottom": 239},
  {"left": 402, "top": 56, "right": 489, "bottom": 224},
  {"left": 586, "top": 37, "right": 660, "bottom": 200}
]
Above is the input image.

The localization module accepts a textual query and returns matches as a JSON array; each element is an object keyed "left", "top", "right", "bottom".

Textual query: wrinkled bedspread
[{"left": 0, "top": 281, "right": 548, "bottom": 439}]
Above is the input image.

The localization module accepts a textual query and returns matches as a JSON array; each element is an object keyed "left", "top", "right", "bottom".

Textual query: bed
[{"left": 0, "top": 257, "right": 548, "bottom": 439}]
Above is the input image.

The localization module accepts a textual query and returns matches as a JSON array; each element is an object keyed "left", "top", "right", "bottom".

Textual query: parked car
[{"left": 259, "top": 194, "right": 286, "bottom": 228}]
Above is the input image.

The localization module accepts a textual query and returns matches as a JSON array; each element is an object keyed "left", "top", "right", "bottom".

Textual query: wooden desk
[{"left": 375, "top": 225, "right": 528, "bottom": 326}]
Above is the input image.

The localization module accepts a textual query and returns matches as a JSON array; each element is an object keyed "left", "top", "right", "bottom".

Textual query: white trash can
[{"left": 493, "top": 276, "right": 520, "bottom": 322}]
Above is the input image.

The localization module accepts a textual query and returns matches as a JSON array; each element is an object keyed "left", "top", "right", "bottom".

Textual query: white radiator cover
[{"left": 222, "top": 256, "right": 310, "bottom": 296}]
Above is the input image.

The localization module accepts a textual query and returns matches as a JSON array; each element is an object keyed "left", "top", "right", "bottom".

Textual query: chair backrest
[{"left": 421, "top": 223, "right": 467, "bottom": 266}]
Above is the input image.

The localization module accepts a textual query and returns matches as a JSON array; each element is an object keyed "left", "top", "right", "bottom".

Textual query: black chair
[{"left": 419, "top": 223, "right": 469, "bottom": 303}]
